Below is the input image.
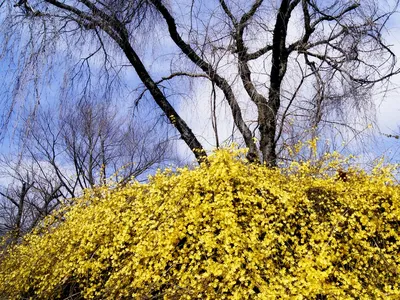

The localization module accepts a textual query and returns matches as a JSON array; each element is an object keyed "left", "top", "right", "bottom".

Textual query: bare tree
[
  {"left": 0, "top": 181, "right": 35, "bottom": 238},
  {"left": 58, "top": 98, "right": 169, "bottom": 188},
  {"left": 0, "top": 0, "right": 398, "bottom": 166},
  {"left": 0, "top": 157, "right": 62, "bottom": 238},
  {"left": 0, "top": 98, "right": 170, "bottom": 238}
]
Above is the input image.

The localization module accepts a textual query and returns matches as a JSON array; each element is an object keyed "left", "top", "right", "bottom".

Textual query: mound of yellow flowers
[{"left": 1, "top": 148, "right": 399, "bottom": 299}]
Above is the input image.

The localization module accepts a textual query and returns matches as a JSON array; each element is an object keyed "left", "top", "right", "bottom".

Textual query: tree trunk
[
  {"left": 115, "top": 28, "right": 207, "bottom": 164},
  {"left": 259, "top": 0, "right": 293, "bottom": 166}
]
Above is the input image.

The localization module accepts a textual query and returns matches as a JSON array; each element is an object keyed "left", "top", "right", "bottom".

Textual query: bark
[
  {"left": 15, "top": 182, "right": 34, "bottom": 238},
  {"left": 260, "top": 0, "right": 299, "bottom": 166}
]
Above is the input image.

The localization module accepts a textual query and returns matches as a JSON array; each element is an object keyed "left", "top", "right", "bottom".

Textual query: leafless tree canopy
[
  {"left": 0, "top": 98, "right": 170, "bottom": 238},
  {"left": 1, "top": 0, "right": 398, "bottom": 166}
]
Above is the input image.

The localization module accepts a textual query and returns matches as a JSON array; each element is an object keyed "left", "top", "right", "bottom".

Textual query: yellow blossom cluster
[{"left": 0, "top": 147, "right": 399, "bottom": 299}]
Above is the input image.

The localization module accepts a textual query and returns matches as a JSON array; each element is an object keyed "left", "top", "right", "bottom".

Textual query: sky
[
  {"left": 365, "top": 7, "right": 400, "bottom": 164},
  {"left": 0, "top": 0, "right": 400, "bottom": 169},
  {"left": 174, "top": 0, "right": 400, "bottom": 165},
  {"left": 377, "top": 19, "right": 400, "bottom": 134}
]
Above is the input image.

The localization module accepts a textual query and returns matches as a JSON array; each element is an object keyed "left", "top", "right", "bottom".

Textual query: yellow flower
[{"left": 0, "top": 147, "right": 399, "bottom": 299}]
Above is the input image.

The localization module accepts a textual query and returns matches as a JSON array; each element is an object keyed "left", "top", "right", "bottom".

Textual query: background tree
[
  {"left": 0, "top": 98, "right": 170, "bottom": 238},
  {"left": 0, "top": 0, "right": 398, "bottom": 166},
  {"left": 0, "top": 157, "right": 62, "bottom": 238}
]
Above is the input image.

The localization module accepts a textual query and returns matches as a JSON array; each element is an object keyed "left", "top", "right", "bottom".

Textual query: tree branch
[
  {"left": 218, "top": 0, "right": 237, "bottom": 27},
  {"left": 151, "top": 0, "right": 258, "bottom": 161}
]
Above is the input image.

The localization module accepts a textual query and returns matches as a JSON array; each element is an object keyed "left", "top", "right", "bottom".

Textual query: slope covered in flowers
[{"left": 0, "top": 148, "right": 399, "bottom": 299}]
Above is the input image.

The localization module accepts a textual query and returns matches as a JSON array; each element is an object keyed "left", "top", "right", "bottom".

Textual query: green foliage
[{"left": 1, "top": 148, "right": 399, "bottom": 299}]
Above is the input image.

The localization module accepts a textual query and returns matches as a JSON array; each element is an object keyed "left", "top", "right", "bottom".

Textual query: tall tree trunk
[
  {"left": 260, "top": 0, "right": 294, "bottom": 166},
  {"left": 15, "top": 182, "right": 33, "bottom": 238}
]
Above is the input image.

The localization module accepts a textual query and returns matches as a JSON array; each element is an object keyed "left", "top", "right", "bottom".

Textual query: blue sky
[{"left": 0, "top": 0, "right": 399, "bottom": 167}]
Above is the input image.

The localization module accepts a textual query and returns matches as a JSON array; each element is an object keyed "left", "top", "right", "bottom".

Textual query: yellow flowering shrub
[{"left": 0, "top": 148, "right": 399, "bottom": 299}]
